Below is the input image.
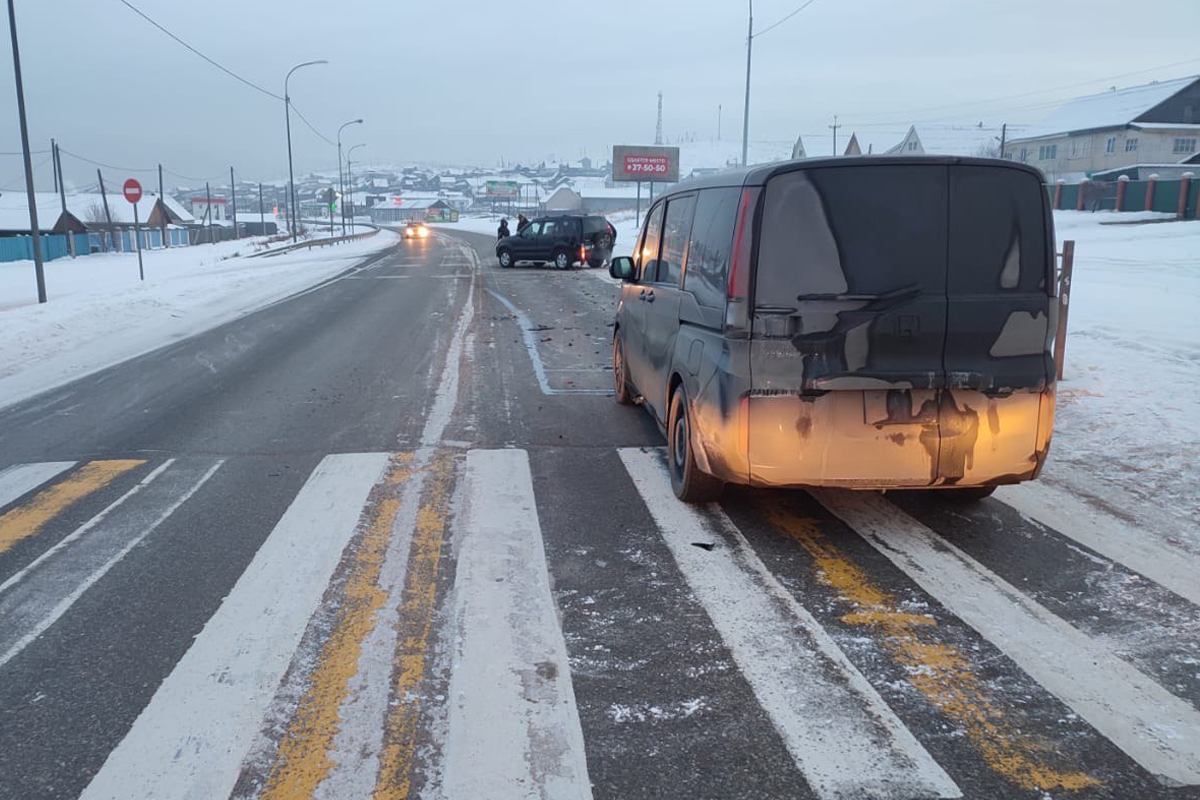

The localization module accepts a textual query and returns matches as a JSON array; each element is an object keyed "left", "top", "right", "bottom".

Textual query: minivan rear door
[{"left": 752, "top": 165, "right": 949, "bottom": 391}]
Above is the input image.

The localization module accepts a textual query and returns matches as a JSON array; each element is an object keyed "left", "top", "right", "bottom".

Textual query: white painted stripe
[
  {"left": 814, "top": 489, "right": 1200, "bottom": 786},
  {"left": 0, "top": 460, "right": 219, "bottom": 670},
  {"left": 619, "top": 448, "right": 960, "bottom": 800},
  {"left": 995, "top": 482, "right": 1200, "bottom": 606},
  {"left": 443, "top": 449, "right": 592, "bottom": 800},
  {"left": 80, "top": 453, "right": 390, "bottom": 800},
  {"left": 421, "top": 252, "right": 476, "bottom": 448},
  {"left": 0, "top": 460, "right": 174, "bottom": 596},
  {"left": 0, "top": 462, "right": 75, "bottom": 509}
]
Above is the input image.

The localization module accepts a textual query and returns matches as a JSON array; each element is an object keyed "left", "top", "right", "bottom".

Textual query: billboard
[
  {"left": 486, "top": 180, "right": 520, "bottom": 198},
  {"left": 612, "top": 145, "right": 680, "bottom": 183}
]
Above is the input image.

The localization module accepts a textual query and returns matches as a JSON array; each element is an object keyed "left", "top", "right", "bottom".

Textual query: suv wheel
[
  {"left": 613, "top": 335, "right": 634, "bottom": 405},
  {"left": 667, "top": 385, "right": 721, "bottom": 503},
  {"left": 553, "top": 249, "right": 570, "bottom": 269},
  {"left": 498, "top": 248, "right": 514, "bottom": 268}
]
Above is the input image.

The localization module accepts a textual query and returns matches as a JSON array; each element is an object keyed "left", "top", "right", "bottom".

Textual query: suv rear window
[
  {"left": 582, "top": 217, "right": 607, "bottom": 235},
  {"left": 684, "top": 187, "right": 739, "bottom": 309},
  {"left": 755, "top": 166, "right": 947, "bottom": 306}
]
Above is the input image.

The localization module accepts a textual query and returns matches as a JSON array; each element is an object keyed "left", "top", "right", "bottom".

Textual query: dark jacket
[
  {"left": 498, "top": 221, "right": 510, "bottom": 239},
  {"left": 516, "top": 216, "right": 531, "bottom": 233}
]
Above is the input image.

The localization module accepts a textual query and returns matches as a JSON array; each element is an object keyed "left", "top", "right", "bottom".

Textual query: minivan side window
[
  {"left": 655, "top": 194, "right": 695, "bottom": 287},
  {"left": 636, "top": 202, "right": 665, "bottom": 281},
  {"left": 683, "top": 187, "right": 740, "bottom": 308}
]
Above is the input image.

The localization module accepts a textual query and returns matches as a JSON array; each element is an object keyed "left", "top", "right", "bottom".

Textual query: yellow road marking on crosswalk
[
  {"left": 765, "top": 507, "right": 1100, "bottom": 792},
  {"left": 259, "top": 453, "right": 414, "bottom": 800},
  {"left": 373, "top": 451, "right": 456, "bottom": 800},
  {"left": 0, "top": 460, "right": 144, "bottom": 556}
]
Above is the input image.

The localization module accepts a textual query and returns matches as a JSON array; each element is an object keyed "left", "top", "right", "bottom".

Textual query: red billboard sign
[{"left": 611, "top": 145, "right": 680, "bottom": 183}]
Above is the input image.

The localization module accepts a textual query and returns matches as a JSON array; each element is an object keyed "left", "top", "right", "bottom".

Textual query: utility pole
[
  {"left": 741, "top": 0, "right": 753, "bottom": 166},
  {"left": 53, "top": 142, "right": 75, "bottom": 257},
  {"left": 97, "top": 169, "right": 112, "bottom": 251},
  {"left": 205, "top": 181, "right": 214, "bottom": 244},
  {"left": 230, "top": 167, "right": 238, "bottom": 239},
  {"left": 258, "top": 182, "right": 265, "bottom": 235},
  {"left": 718, "top": 104, "right": 722, "bottom": 142},
  {"left": 9, "top": 0, "right": 46, "bottom": 302},
  {"left": 655, "top": 91, "right": 664, "bottom": 145},
  {"left": 50, "top": 138, "right": 58, "bottom": 193},
  {"left": 284, "top": 60, "right": 328, "bottom": 243},
  {"left": 999, "top": 123, "right": 1007, "bottom": 158},
  {"left": 158, "top": 163, "right": 168, "bottom": 247},
  {"left": 347, "top": 143, "right": 365, "bottom": 234},
  {"left": 830, "top": 115, "right": 841, "bottom": 156}
]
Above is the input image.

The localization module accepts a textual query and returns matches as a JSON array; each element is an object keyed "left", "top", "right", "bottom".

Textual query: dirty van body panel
[{"left": 737, "top": 158, "right": 1056, "bottom": 489}]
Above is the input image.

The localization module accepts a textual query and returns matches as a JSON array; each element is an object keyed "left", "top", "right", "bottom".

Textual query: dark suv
[
  {"left": 496, "top": 214, "right": 616, "bottom": 269},
  {"left": 609, "top": 157, "right": 1057, "bottom": 503}
]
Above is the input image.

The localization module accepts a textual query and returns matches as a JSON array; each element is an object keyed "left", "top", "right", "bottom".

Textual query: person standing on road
[
  {"left": 517, "top": 214, "right": 531, "bottom": 233},
  {"left": 498, "top": 218, "right": 510, "bottom": 239}
]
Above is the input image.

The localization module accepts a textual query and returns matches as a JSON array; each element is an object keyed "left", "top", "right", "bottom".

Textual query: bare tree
[{"left": 83, "top": 202, "right": 109, "bottom": 226}]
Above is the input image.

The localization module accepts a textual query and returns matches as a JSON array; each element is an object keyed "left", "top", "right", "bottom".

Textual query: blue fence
[
  {"left": 2, "top": 229, "right": 193, "bottom": 263},
  {"left": 0, "top": 234, "right": 70, "bottom": 264}
]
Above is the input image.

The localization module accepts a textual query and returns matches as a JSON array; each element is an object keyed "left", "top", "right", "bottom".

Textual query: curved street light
[
  {"left": 284, "top": 59, "right": 328, "bottom": 242},
  {"left": 346, "top": 143, "right": 366, "bottom": 232},
  {"left": 337, "top": 118, "right": 363, "bottom": 235}
]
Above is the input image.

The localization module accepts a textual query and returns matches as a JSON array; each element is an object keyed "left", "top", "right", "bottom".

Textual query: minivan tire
[
  {"left": 667, "top": 385, "right": 721, "bottom": 503},
  {"left": 498, "top": 249, "right": 514, "bottom": 268},
  {"left": 553, "top": 250, "right": 570, "bottom": 269},
  {"left": 613, "top": 336, "right": 634, "bottom": 405}
]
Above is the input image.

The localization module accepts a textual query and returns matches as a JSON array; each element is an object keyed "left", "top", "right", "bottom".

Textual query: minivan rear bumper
[{"left": 737, "top": 387, "right": 1054, "bottom": 489}]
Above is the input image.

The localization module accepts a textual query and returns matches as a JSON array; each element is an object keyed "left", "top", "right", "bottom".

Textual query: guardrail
[{"left": 246, "top": 224, "right": 380, "bottom": 259}]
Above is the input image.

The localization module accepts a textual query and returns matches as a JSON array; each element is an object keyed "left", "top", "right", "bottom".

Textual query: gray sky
[{"left": 2, "top": 0, "right": 1198, "bottom": 190}]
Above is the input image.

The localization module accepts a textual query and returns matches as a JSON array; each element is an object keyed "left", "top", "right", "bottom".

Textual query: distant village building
[
  {"left": 369, "top": 197, "right": 458, "bottom": 224},
  {"left": 190, "top": 196, "right": 227, "bottom": 222},
  {"left": 1002, "top": 75, "right": 1200, "bottom": 182}
]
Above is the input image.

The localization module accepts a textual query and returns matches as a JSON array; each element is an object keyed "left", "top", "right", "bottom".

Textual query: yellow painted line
[
  {"left": 260, "top": 453, "right": 414, "bottom": 800},
  {"left": 0, "top": 460, "right": 144, "bottom": 556},
  {"left": 373, "top": 451, "right": 456, "bottom": 800},
  {"left": 765, "top": 507, "right": 1099, "bottom": 792}
]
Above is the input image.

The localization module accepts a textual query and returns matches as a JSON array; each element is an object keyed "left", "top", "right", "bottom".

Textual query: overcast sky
[{"left": 2, "top": 0, "right": 1198, "bottom": 190}]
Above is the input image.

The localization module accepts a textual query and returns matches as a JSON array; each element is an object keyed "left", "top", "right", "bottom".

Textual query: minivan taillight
[{"left": 725, "top": 186, "right": 761, "bottom": 334}]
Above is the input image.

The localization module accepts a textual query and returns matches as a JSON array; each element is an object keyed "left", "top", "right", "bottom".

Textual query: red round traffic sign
[{"left": 123, "top": 178, "right": 143, "bottom": 204}]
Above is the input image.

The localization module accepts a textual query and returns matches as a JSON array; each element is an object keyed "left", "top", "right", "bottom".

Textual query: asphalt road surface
[{"left": 1, "top": 229, "right": 1197, "bottom": 800}]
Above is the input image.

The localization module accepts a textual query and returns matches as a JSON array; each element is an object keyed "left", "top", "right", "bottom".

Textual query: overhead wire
[
  {"left": 753, "top": 0, "right": 822, "bottom": 38},
  {"left": 0, "top": 154, "right": 54, "bottom": 191}
]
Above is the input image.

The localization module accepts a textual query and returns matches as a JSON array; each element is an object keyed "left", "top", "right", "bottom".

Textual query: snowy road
[{"left": 0, "top": 228, "right": 1197, "bottom": 800}]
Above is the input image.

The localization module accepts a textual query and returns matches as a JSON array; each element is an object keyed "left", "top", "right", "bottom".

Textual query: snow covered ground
[{"left": 0, "top": 229, "right": 399, "bottom": 409}]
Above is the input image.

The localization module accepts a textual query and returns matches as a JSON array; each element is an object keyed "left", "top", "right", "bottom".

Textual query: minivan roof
[{"left": 663, "top": 155, "right": 1047, "bottom": 195}]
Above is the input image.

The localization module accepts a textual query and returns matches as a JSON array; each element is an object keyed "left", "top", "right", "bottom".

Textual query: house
[
  {"left": 1003, "top": 75, "right": 1200, "bottom": 181},
  {"left": 190, "top": 196, "right": 227, "bottom": 222},
  {"left": 369, "top": 197, "right": 458, "bottom": 224},
  {"left": 884, "top": 124, "right": 1010, "bottom": 157},
  {"left": 541, "top": 187, "right": 583, "bottom": 212}
]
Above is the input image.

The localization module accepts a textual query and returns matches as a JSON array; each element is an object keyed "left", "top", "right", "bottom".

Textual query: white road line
[
  {"left": 443, "top": 449, "right": 592, "bottom": 800},
  {"left": 814, "top": 488, "right": 1200, "bottom": 786},
  {"left": 995, "top": 482, "right": 1200, "bottom": 606},
  {"left": 619, "top": 448, "right": 960, "bottom": 800},
  {"left": 80, "top": 453, "right": 389, "bottom": 800},
  {"left": 420, "top": 250, "right": 476, "bottom": 448},
  {"left": 0, "top": 460, "right": 218, "bottom": 670},
  {"left": 0, "top": 462, "right": 75, "bottom": 509},
  {"left": 0, "top": 460, "right": 174, "bottom": 596}
]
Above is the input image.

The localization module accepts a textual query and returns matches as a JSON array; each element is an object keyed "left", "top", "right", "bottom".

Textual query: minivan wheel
[
  {"left": 613, "top": 336, "right": 634, "bottom": 405},
  {"left": 553, "top": 250, "right": 570, "bottom": 269},
  {"left": 667, "top": 386, "right": 721, "bottom": 503},
  {"left": 498, "top": 249, "right": 514, "bottom": 268}
]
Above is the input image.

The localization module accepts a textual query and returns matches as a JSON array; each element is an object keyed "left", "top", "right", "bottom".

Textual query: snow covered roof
[
  {"left": 0, "top": 191, "right": 194, "bottom": 230},
  {"left": 1014, "top": 76, "right": 1199, "bottom": 140},
  {"left": 0, "top": 192, "right": 61, "bottom": 232},
  {"left": 370, "top": 197, "right": 449, "bottom": 210}
]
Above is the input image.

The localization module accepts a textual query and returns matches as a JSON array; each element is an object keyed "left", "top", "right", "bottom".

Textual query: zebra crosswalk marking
[
  {"left": 814, "top": 488, "right": 1200, "bottom": 787},
  {"left": 0, "top": 462, "right": 75, "bottom": 510},
  {"left": 619, "top": 448, "right": 960, "bottom": 800}
]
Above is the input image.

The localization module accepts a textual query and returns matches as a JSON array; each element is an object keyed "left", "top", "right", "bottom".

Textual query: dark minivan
[
  {"left": 610, "top": 157, "right": 1057, "bottom": 502},
  {"left": 497, "top": 214, "right": 616, "bottom": 269}
]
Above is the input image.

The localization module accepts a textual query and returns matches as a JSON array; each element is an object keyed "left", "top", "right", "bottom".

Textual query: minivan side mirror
[{"left": 609, "top": 256, "right": 636, "bottom": 281}]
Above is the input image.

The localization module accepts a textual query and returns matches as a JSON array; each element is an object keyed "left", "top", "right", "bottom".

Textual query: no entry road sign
[{"left": 123, "top": 178, "right": 143, "bottom": 204}]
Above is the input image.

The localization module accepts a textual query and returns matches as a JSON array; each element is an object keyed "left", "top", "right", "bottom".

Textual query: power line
[
  {"left": 1, "top": 149, "right": 50, "bottom": 156},
  {"left": 290, "top": 102, "right": 335, "bottom": 146},
  {"left": 57, "top": 146, "right": 157, "bottom": 173},
  {"left": 0, "top": 154, "right": 54, "bottom": 191},
  {"left": 754, "top": 0, "right": 822, "bottom": 38},
  {"left": 116, "top": 0, "right": 283, "bottom": 101}
]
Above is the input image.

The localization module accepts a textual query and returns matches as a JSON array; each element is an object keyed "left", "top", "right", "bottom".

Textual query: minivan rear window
[
  {"left": 948, "top": 166, "right": 1049, "bottom": 294},
  {"left": 684, "top": 187, "right": 739, "bottom": 309},
  {"left": 656, "top": 194, "right": 695, "bottom": 286},
  {"left": 755, "top": 166, "right": 947, "bottom": 306}
]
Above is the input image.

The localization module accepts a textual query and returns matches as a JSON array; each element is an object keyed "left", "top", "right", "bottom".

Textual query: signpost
[
  {"left": 123, "top": 178, "right": 144, "bottom": 281},
  {"left": 612, "top": 145, "right": 680, "bottom": 226}
]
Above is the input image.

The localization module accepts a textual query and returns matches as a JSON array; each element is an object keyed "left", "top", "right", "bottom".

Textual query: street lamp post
[
  {"left": 284, "top": 59, "right": 328, "bottom": 243},
  {"left": 6, "top": 0, "right": 46, "bottom": 302},
  {"left": 337, "top": 118, "right": 363, "bottom": 236},
  {"left": 346, "top": 143, "right": 365, "bottom": 234},
  {"left": 741, "top": 0, "right": 753, "bottom": 167}
]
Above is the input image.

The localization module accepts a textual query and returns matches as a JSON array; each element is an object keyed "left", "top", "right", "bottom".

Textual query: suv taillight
[{"left": 725, "top": 186, "right": 761, "bottom": 334}]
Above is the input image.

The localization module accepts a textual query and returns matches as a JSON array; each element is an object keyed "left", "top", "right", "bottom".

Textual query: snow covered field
[{"left": 0, "top": 229, "right": 398, "bottom": 408}]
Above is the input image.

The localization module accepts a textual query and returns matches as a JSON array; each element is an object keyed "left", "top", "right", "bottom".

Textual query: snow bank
[{"left": 0, "top": 230, "right": 399, "bottom": 409}]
